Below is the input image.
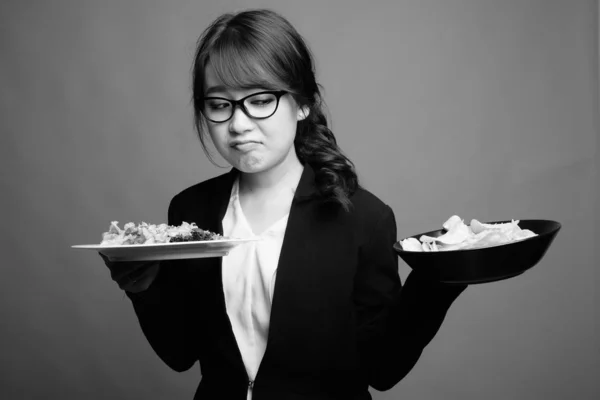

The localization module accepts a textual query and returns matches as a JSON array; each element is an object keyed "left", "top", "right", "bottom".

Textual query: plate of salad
[{"left": 72, "top": 221, "right": 259, "bottom": 261}]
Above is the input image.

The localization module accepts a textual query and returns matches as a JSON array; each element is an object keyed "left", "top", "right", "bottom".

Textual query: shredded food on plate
[
  {"left": 399, "top": 215, "right": 537, "bottom": 252},
  {"left": 100, "top": 221, "right": 223, "bottom": 245}
]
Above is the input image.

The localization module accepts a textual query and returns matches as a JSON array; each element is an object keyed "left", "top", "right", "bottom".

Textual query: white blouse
[{"left": 221, "top": 177, "right": 289, "bottom": 400}]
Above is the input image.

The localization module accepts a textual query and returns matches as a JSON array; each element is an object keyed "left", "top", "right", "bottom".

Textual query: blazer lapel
[
  {"left": 212, "top": 168, "right": 238, "bottom": 234},
  {"left": 179, "top": 168, "right": 237, "bottom": 234},
  {"left": 198, "top": 168, "right": 249, "bottom": 377},
  {"left": 257, "top": 165, "right": 319, "bottom": 371}
]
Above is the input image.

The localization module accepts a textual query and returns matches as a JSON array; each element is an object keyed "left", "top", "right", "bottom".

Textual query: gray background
[{"left": 1, "top": 0, "right": 598, "bottom": 399}]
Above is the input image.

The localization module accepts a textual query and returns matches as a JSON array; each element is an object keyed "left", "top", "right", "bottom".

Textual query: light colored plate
[{"left": 72, "top": 238, "right": 260, "bottom": 261}]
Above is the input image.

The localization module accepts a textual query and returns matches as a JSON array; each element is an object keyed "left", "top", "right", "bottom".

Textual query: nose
[{"left": 228, "top": 105, "right": 254, "bottom": 134}]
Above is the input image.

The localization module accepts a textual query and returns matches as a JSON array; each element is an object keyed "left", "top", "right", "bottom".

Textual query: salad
[{"left": 100, "top": 221, "right": 224, "bottom": 245}]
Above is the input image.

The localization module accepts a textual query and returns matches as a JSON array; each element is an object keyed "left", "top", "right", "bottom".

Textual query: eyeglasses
[{"left": 201, "top": 90, "right": 288, "bottom": 123}]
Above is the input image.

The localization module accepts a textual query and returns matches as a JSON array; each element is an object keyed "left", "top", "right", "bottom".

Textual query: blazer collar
[
  {"left": 214, "top": 168, "right": 238, "bottom": 232},
  {"left": 293, "top": 163, "right": 318, "bottom": 201}
]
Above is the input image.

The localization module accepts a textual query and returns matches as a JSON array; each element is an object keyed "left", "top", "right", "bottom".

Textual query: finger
[
  {"left": 127, "top": 263, "right": 160, "bottom": 293},
  {"left": 116, "top": 261, "right": 159, "bottom": 289},
  {"left": 109, "top": 260, "right": 155, "bottom": 283},
  {"left": 122, "top": 263, "right": 160, "bottom": 293},
  {"left": 99, "top": 252, "right": 110, "bottom": 263},
  {"left": 99, "top": 252, "right": 124, "bottom": 280},
  {"left": 99, "top": 251, "right": 147, "bottom": 271},
  {"left": 99, "top": 252, "right": 117, "bottom": 268}
]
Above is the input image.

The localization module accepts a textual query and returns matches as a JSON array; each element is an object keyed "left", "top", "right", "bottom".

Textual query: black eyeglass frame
[{"left": 201, "top": 90, "right": 288, "bottom": 123}]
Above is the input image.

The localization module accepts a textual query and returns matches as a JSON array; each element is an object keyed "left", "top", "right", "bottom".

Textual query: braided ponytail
[{"left": 296, "top": 102, "right": 358, "bottom": 211}]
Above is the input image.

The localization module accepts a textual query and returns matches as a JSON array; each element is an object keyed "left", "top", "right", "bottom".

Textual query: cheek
[
  {"left": 269, "top": 110, "right": 299, "bottom": 146},
  {"left": 208, "top": 127, "right": 228, "bottom": 150}
]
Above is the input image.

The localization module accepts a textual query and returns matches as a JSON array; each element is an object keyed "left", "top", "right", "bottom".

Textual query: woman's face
[{"left": 202, "top": 63, "right": 306, "bottom": 174}]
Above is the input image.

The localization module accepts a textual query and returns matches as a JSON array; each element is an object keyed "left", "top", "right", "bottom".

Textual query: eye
[
  {"left": 249, "top": 95, "right": 275, "bottom": 107},
  {"left": 206, "top": 100, "right": 231, "bottom": 110}
]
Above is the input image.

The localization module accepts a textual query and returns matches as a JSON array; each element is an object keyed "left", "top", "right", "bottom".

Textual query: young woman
[{"left": 103, "top": 9, "right": 467, "bottom": 400}]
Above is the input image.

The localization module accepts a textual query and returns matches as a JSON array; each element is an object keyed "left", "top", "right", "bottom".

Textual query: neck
[{"left": 239, "top": 149, "right": 304, "bottom": 195}]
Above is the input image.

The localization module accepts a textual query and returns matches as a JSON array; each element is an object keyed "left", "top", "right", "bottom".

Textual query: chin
[{"left": 233, "top": 155, "right": 270, "bottom": 174}]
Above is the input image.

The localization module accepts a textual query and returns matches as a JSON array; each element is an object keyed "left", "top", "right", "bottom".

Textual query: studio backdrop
[{"left": 1, "top": 1, "right": 598, "bottom": 399}]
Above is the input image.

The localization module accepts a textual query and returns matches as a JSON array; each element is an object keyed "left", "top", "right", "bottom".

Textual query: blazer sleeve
[
  {"left": 354, "top": 205, "right": 467, "bottom": 391},
  {"left": 125, "top": 194, "right": 199, "bottom": 372}
]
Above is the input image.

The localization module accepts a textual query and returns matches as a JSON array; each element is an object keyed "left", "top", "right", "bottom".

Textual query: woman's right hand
[{"left": 99, "top": 253, "right": 161, "bottom": 293}]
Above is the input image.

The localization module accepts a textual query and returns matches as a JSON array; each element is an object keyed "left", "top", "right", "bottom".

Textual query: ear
[{"left": 297, "top": 106, "right": 310, "bottom": 121}]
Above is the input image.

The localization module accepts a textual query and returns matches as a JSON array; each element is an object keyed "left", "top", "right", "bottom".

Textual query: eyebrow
[
  {"left": 204, "top": 84, "right": 275, "bottom": 97},
  {"left": 204, "top": 85, "right": 228, "bottom": 96}
]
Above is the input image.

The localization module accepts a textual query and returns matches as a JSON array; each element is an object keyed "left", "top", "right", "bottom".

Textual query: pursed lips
[
  {"left": 230, "top": 140, "right": 260, "bottom": 146},
  {"left": 229, "top": 140, "right": 261, "bottom": 151}
]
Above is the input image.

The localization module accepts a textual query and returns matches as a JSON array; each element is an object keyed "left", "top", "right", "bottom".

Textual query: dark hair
[{"left": 192, "top": 9, "right": 358, "bottom": 211}]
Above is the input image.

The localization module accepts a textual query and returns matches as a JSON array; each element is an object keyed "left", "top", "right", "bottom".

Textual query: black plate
[{"left": 393, "top": 220, "right": 561, "bottom": 284}]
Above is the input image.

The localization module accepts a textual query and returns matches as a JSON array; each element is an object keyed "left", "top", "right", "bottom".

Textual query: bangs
[{"left": 206, "top": 31, "right": 287, "bottom": 92}]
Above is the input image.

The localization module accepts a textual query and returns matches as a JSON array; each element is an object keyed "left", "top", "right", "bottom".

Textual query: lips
[{"left": 230, "top": 141, "right": 260, "bottom": 151}]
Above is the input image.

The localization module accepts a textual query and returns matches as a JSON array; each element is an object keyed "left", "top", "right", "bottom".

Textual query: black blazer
[{"left": 127, "top": 165, "right": 466, "bottom": 400}]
